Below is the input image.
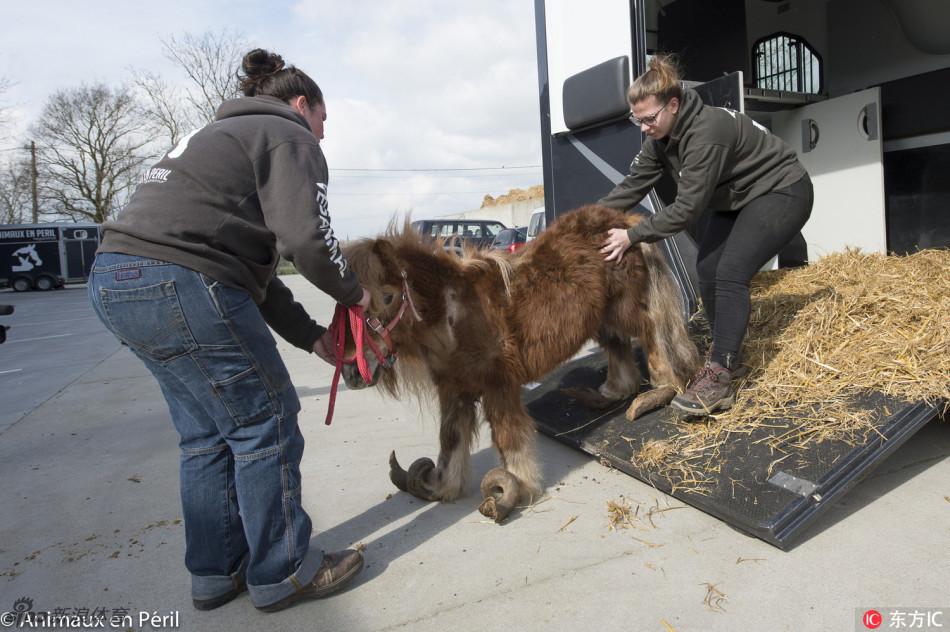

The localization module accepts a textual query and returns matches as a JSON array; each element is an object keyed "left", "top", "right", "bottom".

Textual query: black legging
[{"left": 696, "top": 174, "right": 814, "bottom": 367}]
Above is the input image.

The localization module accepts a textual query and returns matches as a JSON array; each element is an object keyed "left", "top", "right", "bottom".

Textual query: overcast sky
[{"left": 0, "top": 1, "right": 543, "bottom": 238}]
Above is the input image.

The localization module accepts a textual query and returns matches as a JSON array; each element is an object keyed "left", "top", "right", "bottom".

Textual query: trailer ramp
[{"left": 525, "top": 350, "right": 942, "bottom": 550}]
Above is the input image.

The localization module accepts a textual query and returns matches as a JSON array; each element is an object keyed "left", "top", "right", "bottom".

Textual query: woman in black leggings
[{"left": 598, "top": 54, "right": 813, "bottom": 414}]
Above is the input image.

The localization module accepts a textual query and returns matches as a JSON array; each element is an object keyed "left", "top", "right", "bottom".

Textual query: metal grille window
[{"left": 753, "top": 33, "right": 821, "bottom": 93}]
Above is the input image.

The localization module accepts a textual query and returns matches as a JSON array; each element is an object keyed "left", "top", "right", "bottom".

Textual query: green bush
[{"left": 276, "top": 258, "right": 296, "bottom": 276}]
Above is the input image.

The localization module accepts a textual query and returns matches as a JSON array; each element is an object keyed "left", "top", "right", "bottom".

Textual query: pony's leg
[
  {"left": 597, "top": 330, "right": 642, "bottom": 400},
  {"left": 561, "top": 330, "right": 642, "bottom": 409},
  {"left": 388, "top": 391, "right": 477, "bottom": 503},
  {"left": 625, "top": 323, "right": 680, "bottom": 420},
  {"left": 569, "top": 286, "right": 645, "bottom": 408},
  {"left": 432, "top": 393, "right": 478, "bottom": 501},
  {"left": 480, "top": 386, "right": 542, "bottom": 519}
]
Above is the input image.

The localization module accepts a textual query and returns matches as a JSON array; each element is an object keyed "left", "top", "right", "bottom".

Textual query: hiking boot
[
  {"left": 257, "top": 549, "right": 364, "bottom": 613},
  {"left": 722, "top": 351, "right": 750, "bottom": 380},
  {"left": 671, "top": 360, "right": 734, "bottom": 416},
  {"left": 193, "top": 575, "right": 247, "bottom": 611},
  {"left": 705, "top": 346, "right": 749, "bottom": 379}
]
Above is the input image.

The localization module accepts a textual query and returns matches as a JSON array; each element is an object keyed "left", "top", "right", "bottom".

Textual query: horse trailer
[
  {"left": 0, "top": 223, "right": 101, "bottom": 291},
  {"left": 529, "top": 0, "right": 949, "bottom": 549}
]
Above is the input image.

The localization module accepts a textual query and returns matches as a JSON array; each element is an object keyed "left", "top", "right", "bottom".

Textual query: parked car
[
  {"left": 410, "top": 219, "right": 507, "bottom": 250},
  {"left": 490, "top": 227, "right": 527, "bottom": 254},
  {"left": 526, "top": 206, "right": 546, "bottom": 241}
]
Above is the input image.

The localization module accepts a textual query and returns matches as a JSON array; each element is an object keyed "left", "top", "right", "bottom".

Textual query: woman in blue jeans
[
  {"left": 599, "top": 54, "right": 813, "bottom": 415},
  {"left": 89, "top": 48, "right": 370, "bottom": 613}
]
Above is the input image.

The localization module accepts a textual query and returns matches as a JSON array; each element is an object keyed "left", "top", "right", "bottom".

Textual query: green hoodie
[
  {"left": 598, "top": 87, "right": 807, "bottom": 244},
  {"left": 99, "top": 95, "right": 361, "bottom": 352}
]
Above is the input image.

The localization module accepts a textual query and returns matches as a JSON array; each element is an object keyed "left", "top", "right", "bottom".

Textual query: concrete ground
[{"left": 0, "top": 277, "right": 947, "bottom": 632}]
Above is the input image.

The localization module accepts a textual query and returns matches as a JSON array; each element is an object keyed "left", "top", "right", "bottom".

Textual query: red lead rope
[
  {"left": 324, "top": 303, "right": 391, "bottom": 426},
  {"left": 323, "top": 274, "right": 422, "bottom": 426}
]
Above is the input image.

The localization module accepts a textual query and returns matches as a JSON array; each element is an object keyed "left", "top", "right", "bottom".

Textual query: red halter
[{"left": 324, "top": 274, "right": 421, "bottom": 425}]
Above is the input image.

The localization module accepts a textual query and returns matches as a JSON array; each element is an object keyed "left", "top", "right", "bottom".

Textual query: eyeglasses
[{"left": 629, "top": 101, "right": 668, "bottom": 127}]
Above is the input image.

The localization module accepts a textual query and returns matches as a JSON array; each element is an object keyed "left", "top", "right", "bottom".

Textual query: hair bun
[
  {"left": 242, "top": 48, "right": 285, "bottom": 79},
  {"left": 235, "top": 47, "right": 321, "bottom": 103}
]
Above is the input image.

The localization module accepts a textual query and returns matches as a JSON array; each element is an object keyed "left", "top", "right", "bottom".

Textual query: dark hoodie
[
  {"left": 99, "top": 95, "right": 361, "bottom": 351},
  {"left": 598, "top": 87, "right": 807, "bottom": 243}
]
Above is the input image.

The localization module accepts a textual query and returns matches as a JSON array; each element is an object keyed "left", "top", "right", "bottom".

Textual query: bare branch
[
  {"left": 161, "top": 29, "right": 247, "bottom": 125},
  {"left": 0, "top": 159, "right": 32, "bottom": 223},
  {"left": 0, "top": 76, "right": 19, "bottom": 143},
  {"left": 130, "top": 69, "right": 196, "bottom": 149}
]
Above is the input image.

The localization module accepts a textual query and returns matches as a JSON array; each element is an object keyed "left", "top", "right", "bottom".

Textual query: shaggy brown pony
[{"left": 340, "top": 204, "right": 700, "bottom": 521}]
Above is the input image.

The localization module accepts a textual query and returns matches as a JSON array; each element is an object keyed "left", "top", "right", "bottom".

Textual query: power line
[
  {"left": 332, "top": 190, "right": 511, "bottom": 197},
  {"left": 331, "top": 172, "right": 540, "bottom": 180},
  {"left": 329, "top": 165, "right": 541, "bottom": 172}
]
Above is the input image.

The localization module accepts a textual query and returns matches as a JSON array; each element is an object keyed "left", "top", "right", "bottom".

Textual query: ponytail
[{"left": 628, "top": 53, "right": 682, "bottom": 105}]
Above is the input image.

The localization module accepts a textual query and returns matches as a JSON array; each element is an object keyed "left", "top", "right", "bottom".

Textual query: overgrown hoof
[
  {"left": 561, "top": 386, "right": 619, "bottom": 410},
  {"left": 478, "top": 467, "right": 522, "bottom": 523},
  {"left": 388, "top": 451, "right": 439, "bottom": 501},
  {"left": 478, "top": 496, "right": 500, "bottom": 521},
  {"left": 625, "top": 386, "right": 677, "bottom": 420}
]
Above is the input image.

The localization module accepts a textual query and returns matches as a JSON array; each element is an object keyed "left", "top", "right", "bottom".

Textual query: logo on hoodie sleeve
[{"left": 315, "top": 183, "right": 348, "bottom": 276}]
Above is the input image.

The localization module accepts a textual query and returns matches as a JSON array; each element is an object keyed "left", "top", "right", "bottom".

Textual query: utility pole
[{"left": 30, "top": 141, "right": 39, "bottom": 223}]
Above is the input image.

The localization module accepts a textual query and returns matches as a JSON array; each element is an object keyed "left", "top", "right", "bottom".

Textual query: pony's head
[{"left": 338, "top": 232, "right": 425, "bottom": 391}]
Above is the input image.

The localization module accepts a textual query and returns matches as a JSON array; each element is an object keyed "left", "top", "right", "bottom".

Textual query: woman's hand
[
  {"left": 312, "top": 330, "right": 336, "bottom": 365},
  {"left": 357, "top": 287, "right": 371, "bottom": 310},
  {"left": 600, "top": 228, "right": 632, "bottom": 262}
]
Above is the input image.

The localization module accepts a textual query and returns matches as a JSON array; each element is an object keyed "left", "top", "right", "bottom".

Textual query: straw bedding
[{"left": 632, "top": 248, "right": 950, "bottom": 489}]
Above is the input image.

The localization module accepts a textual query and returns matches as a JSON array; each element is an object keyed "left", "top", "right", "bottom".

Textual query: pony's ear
[{"left": 372, "top": 239, "right": 404, "bottom": 276}]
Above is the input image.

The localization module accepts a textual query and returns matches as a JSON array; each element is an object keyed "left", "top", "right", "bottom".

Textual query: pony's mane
[{"left": 345, "top": 216, "right": 514, "bottom": 296}]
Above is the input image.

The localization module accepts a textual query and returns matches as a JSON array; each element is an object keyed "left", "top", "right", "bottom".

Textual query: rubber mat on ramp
[{"left": 524, "top": 350, "right": 942, "bottom": 550}]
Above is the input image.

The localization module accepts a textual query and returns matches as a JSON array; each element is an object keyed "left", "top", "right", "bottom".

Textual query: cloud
[
  {"left": 283, "top": 1, "right": 543, "bottom": 236},
  {"left": 0, "top": 0, "right": 544, "bottom": 238}
]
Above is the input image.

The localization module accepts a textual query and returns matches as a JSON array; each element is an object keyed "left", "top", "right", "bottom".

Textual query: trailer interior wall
[{"left": 827, "top": 0, "right": 950, "bottom": 96}]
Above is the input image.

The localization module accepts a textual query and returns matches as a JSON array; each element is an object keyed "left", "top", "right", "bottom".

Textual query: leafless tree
[
  {"left": 162, "top": 29, "right": 247, "bottom": 125},
  {"left": 0, "top": 76, "right": 35, "bottom": 224},
  {"left": 32, "top": 84, "right": 153, "bottom": 224},
  {"left": 132, "top": 69, "right": 195, "bottom": 149},
  {"left": 0, "top": 75, "right": 17, "bottom": 146},
  {"left": 0, "top": 159, "right": 31, "bottom": 224},
  {"left": 0, "top": 76, "right": 12, "bottom": 123}
]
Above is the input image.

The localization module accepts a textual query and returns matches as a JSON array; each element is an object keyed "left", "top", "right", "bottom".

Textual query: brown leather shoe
[
  {"left": 257, "top": 549, "right": 364, "bottom": 613},
  {"left": 193, "top": 577, "right": 247, "bottom": 611}
]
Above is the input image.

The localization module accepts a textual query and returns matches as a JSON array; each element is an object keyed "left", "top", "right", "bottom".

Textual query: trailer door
[
  {"left": 770, "top": 88, "right": 886, "bottom": 258},
  {"left": 62, "top": 226, "right": 100, "bottom": 282}
]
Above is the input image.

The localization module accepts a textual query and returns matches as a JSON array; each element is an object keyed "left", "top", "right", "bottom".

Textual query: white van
[{"left": 526, "top": 207, "right": 546, "bottom": 241}]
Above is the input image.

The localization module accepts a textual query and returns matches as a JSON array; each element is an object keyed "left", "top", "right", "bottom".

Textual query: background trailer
[{"left": 0, "top": 223, "right": 101, "bottom": 291}]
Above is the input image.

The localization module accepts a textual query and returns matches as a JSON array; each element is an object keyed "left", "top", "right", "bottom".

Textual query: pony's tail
[{"left": 640, "top": 242, "right": 701, "bottom": 387}]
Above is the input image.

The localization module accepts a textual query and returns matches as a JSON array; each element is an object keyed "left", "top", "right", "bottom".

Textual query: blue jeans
[{"left": 88, "top": 253, "right": 325, "bottom": 608}]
